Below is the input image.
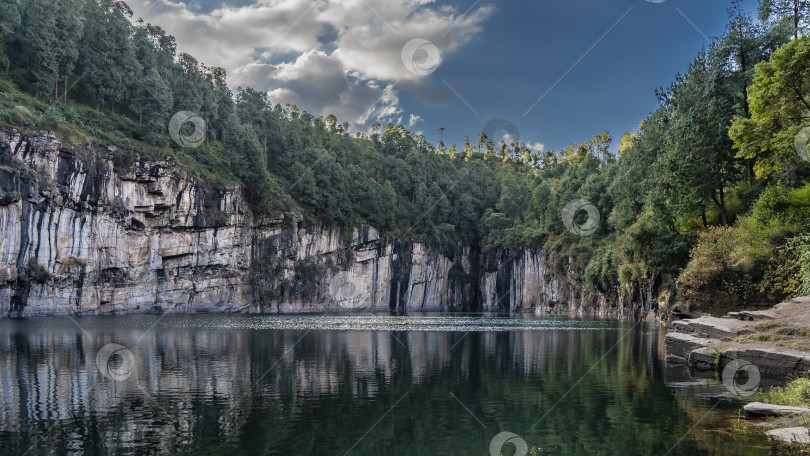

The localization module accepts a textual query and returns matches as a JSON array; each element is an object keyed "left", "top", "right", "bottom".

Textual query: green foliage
[
  {"left": 758, "top": 0, "right": 810, "bottom": 38},
  {"left": 294, "top": 260, "right": 321, "bottom": 282},
  {"left": 785, "top": 234, "right": 810, "bottom": 296},
  {"left": 132, "top": 68, "right": 173, "bottom": 144},
  {"left": 730, "top": 36, "right": 810, "bottom": 181},
  {"left": 759, "top": 377, "right": 810, "bottom": 407},
  {"left": 0, "top": 0, "right": 808, "bottom": 313},
  {"left": 677, "top": 184, "right": 810, "bottom": 312},
  {"left": 78, "top": 0, "right": 139, "bottom": 109},
  {"left": 18, "top": 0, "right": 59, "bottom": 96},
  {"left": 221, "top": 113, "right": 269, "bottom": 207},
  {"left": 0, "top": 0, "right": 19, "bottom": 72}
]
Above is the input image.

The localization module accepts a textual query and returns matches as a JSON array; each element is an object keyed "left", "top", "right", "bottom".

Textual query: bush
[
  {"left": 677, "top": 184, "right": 810, "bottom": 312},
  {"left": 26, "top": 257, "right": 50, "bottom": 283},
  {"left": 785, "top": 234, "right": 810, "bottom": 296},
  {"left": 759, "top": 378, "right": 810, "bottom": 407}
]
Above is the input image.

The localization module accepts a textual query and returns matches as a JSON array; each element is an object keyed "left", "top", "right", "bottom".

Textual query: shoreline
[{"left": 665, "top": 296, "right": 810, "bottom": 448}]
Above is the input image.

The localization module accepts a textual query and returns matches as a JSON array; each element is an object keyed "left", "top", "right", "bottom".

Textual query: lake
[{"left": 0, "top": 314, "right": 784, "bottom": 455}]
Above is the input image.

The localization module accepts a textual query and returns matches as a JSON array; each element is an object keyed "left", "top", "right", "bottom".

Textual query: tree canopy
[{"left": 0, "top": 0, "right": 809, "bottom": 310}]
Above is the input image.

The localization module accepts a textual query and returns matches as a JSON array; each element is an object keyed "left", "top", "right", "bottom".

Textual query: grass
[
  {"left": 759, "top": 377, "right": 810, "bottom": 408},
  {"left": 735, "top": 321, "right": 810, "bottom": 351},
  {"left": 0, "top": 77, "right": 298, "bottom": 216},
  {"left": 750, "top": 377, "right": 810, "bottom": 451}
]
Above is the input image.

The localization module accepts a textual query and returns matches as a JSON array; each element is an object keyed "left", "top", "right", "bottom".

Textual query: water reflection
[{"left": 0, "top": 315, "right": 777, "bottom": 455}]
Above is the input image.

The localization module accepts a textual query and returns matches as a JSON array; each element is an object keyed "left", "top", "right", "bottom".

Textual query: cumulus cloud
[
  {"left": 527, "top": 142, "right": 545, "bottom": 152},
  {"left": 127, "top": 0, "right": 493, "bottom": 129}
]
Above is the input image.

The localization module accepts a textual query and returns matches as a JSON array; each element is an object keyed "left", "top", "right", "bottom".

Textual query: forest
[{"left": 0, "top": 0, "right": 809, "bottom": 313}]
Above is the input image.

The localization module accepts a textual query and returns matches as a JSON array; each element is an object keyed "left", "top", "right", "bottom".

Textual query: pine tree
[
  {"left": 222, "top": 114, "right": 270, "bottom": 206},
  {"left": 53, "top": 0, "right": 84, "bottom": 101},
  {"left": 484, "top": 139, "right": 496, "bottom": 161},
  {"left": 759, "top": 0, "right": 809, "bottom": 39},
  {"left": 79, "top": 0, "right": 139, "bottom": 111},
  {"left": 20, "top": 0, "right": 58, "bottom": 98},
  {"left": 464, "top": 136, "right": 475, "bottom": 161},
  {"left": 132, "top": 68, "right": 173, "bottom": 144},
  {"left": 448, "top": 144, "right": 458, "bottom": 160},
  {"left": 0, "top": 0, "right": 20, "bottom": 72}
]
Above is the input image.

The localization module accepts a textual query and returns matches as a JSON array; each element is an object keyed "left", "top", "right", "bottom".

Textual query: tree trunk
[
  {"left": 711, "top": 183, "right": 729, "bottom": 227},
  {"left": 795, "top": 0, "right": 800, "bottom": 39},
  {"left": 54, "top": 78, "right": 59, "bottom": 102},
  {"left": 739, "top": 45, "right": 755, "bottom": 184},
  {"left": 701, "top": 207, "right": 708, "bottom": 228},
  {"left": 63, "top": 76, "right": 67, "bottom": 103},
  {"left": 263, "top": 136, "right": 268, "bottom": 165}
]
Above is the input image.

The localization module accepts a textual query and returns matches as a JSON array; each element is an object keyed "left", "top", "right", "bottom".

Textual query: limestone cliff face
[
  {"left": 479, "top": 249, "right": 672, "bottom": 319},
  {"left": 0, "top": 129, "right": 474, "bottom": 316},
  {"left": 0, "top": 129, "right": 667, "bottom": 319}
]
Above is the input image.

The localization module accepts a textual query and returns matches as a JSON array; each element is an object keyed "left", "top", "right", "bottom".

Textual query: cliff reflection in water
[{"left": 0, "top": 315, "right": 773, "bottom": 455}]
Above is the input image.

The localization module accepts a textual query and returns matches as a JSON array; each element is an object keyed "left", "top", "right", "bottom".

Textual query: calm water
[{"left": 0, "top": 314, "right": 781, "bottom": 455}]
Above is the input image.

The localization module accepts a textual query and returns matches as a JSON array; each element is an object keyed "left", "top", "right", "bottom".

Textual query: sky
[{"left": 125, "top": 0, "right": 760, "bottom": 153}]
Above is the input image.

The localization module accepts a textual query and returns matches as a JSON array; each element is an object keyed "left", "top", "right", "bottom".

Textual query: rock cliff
[{"left": 0, "top": 129, "right": 668, "bottom": 318}]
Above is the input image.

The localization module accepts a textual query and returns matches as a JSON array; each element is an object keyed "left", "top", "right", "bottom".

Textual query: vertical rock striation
[{"left": 0, "top": 130, "right": 669, "bottom": 319}]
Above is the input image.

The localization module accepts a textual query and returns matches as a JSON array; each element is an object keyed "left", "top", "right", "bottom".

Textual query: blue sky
[{"left": 127, "top": 0, "right": 758, "bottom": 153}]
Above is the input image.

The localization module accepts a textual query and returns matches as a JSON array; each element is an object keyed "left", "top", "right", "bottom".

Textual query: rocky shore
[{"left": 665, "top": 296, "right": 810, "bottom": 447}]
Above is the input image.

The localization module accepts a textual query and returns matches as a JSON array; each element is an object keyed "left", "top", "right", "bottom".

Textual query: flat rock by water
[
  {"left": 664, "top": 332, "right": 708, "bottom": 360},
  {"left": 744, "top": 402, "right": 810, "bottom": 417},
  {"left": 671, "top": 316, "right": 745, "bottom": 340},
  {"left": 765, "top": 427, "right": 810, "bottom": 445}
]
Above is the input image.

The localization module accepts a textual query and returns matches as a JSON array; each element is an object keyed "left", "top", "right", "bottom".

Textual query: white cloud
[
  {"left": 127, "top": 0, "right": 493, "bottom": 130},
  {"left": 527, "top": 141, "right": 545, "bottom": 152},
  {"left": 408, "top": 113, "right": 422, "bottom": 127},
  {"left": 500, "top": 132, "right": 517, "bottom": 145}
]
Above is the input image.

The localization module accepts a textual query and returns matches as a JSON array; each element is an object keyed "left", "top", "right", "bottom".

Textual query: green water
[{"left": 0, "top": 315, "right": 784, "bottom": 455}]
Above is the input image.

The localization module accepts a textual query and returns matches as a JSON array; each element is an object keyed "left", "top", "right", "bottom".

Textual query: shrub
[
  {"left": 26, "top": 257, "right": 50, "bottom": 283},
  {"left": 785, "top": 234, "right": 810, "bottom": 296},
  {"left": 759, "top": 378, "right": 810, "bottom": 407}
]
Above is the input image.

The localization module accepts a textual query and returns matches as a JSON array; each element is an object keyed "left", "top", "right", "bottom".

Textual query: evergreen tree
[
  {"left": 222, "top": 114, "right": 270, "bottom": 206},
  {"left": 759, "top": 0, "right": 810, "bottom": 38},
  {"left": 202, "top": 65, "right": 233, "bottom": 140},
  {"left": 236, "top": 86, "right": 271, "bottom": 156},
  {"left": 132, "top": 68, "right": 173, "bottom": 144},
  {"left": 20, "top": 0, "right": 58, "bottom": 98},
  {"left": 448, "top": 144, "right": 458, "bottom": 160},
  {"left": 172, "top": 53, "right": 205, "bottom": 112},
  {"left": 463, "top": 136, "right": 474, "bottom": 161},
  {"left": 484, "top": 140, "right": 496, "bottom": 161},
  {"left": 0, "top": 0, "right": 20, "bottom": 72},
  {"left": 53, "top": 0, "right": 84, "bottom": 101},
  {"left": 730, "top": 36, "right": 810, "bottom": 181},
  {"left": 79, "top": 0, "right": 139, "bottom": 111}
]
